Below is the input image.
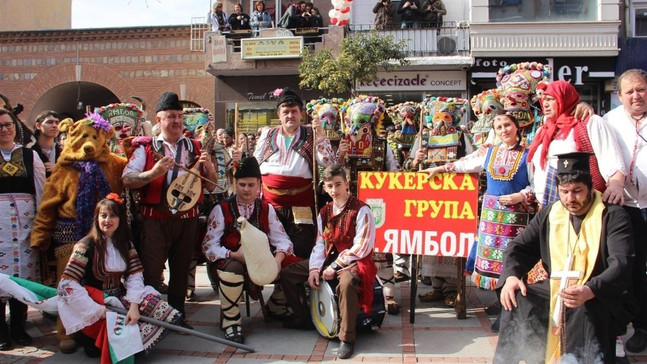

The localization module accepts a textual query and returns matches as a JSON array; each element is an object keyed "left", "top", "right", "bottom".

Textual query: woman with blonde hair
[{"left": 208, "top": 2, "right": 229, "bottom": 32}]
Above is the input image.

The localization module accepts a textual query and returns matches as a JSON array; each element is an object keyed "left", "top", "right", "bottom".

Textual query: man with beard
[{"left": 494, "top": 152, "right": 638, "bottom": 364}]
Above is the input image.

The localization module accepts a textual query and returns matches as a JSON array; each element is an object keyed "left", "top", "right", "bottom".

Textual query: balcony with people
[{"left": 200, "top": 0, "right": 471, "bottom": 76}]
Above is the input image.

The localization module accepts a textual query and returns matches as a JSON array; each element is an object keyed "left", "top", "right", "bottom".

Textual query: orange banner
[{"left": 358, "top": 171, "right": 478, "bottom": 257}]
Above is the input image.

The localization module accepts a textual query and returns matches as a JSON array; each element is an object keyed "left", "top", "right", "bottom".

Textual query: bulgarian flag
[
  {"left": 0, "top": 273, "right": 141, "bottom": 364},
  {"left": 0, "top": 273, "right": 58, "bottom": 314}
]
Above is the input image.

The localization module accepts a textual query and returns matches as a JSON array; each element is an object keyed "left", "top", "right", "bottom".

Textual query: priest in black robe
[{"left": 494, "top": 152, "right": 639, "bottom": 364}]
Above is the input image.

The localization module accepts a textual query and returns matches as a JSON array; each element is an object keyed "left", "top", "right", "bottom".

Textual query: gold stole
[{"left": 546, "top": 191, "right": 604, "bottom": 363}]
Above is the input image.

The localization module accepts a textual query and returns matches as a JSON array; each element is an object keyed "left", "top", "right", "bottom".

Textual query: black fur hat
[
  {"left": 276, "top": 87, "right": 303, "bottom": 109},
  {"left": 156, "top": 92, "right": 182, "bottom": 113},
  {"left": 234, "top": 157, "right": 261, "bottom": 179}
]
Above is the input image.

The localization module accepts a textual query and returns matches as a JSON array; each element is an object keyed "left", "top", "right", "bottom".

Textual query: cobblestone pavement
[{"left": 2, "top": 264, "right": 647, "bottom": 363}]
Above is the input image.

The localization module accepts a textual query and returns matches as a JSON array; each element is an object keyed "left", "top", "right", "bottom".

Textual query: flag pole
[{"left": 106, "top": 305, "right": 255, "bottom": 353}]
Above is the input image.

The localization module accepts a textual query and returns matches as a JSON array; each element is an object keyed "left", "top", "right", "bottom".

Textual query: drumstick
[{"left": 153, "top": 152, "right": 219, "bottom": 186}]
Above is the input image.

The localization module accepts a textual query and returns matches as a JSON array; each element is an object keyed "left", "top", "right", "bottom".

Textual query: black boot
[
  {"left": 9, "top": 299, "right": 32, "bottom": 346},
  {"left": 0, "top": 301, "right": 10, "bottom": 351}
]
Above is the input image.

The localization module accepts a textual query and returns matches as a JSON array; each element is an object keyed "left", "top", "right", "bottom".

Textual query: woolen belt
[{"left": 263, "top": 183, "right": 312, "bottom": 196}]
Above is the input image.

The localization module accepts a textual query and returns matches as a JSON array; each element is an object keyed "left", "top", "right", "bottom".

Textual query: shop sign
[
  {"left": 472, "top": 57, "right": 616, "bottom": 85},
  {"left": 210, "top": 35, "right": 227, "bottom": 63},
  {"left": 241, "top": 37, "right": 303, "bottom": 60},
  {"left": 246, "top": 92, "right": 280, "bottom": 101},
  {"left": 356, "top": 71, "right": 466, "bottom": 92}
]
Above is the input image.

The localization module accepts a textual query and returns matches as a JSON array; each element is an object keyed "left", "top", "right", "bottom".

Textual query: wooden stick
[
  {"left": 234, "top": 103, "right": 240, "bottom": 150},
  {"left": 153, "top": 152, "right": 219, "bottom": 186},
  {"left": 312, "top": 124, "right": 319, "bottom": 213},
  {"left": 106, "top": 305, "right": 255, "bottom": 353},
  {"left": 418, "top": 106, "right": 424, "bottom": 171}
]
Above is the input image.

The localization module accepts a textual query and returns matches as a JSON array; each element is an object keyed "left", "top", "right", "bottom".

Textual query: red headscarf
[{"left": 527, "top": 80, "right": 584, "bottom": 169}]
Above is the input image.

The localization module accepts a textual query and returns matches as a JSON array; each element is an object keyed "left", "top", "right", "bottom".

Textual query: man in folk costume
[
  {"left": 254, "top": 87, "right": 335, "bottom": 318},
  {"left": 202, "top": 157, "right": 294, "bottom": 343},
  {"left": 494, "top": 152, "right": 638, "bottom": 364},
  {"left": 122, "top": 92, "right": 218, "bottom": 325},
  {"left": 280, "top": 165, "right": 377, "bottom": 359},
  {"left": 603, "top": 69, "right": 647, "bottom": 354}
]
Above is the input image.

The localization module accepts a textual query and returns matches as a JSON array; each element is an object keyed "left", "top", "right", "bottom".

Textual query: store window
[
  {"left": 489, "top": 0, "right": 597, "bottom": 22},
  {"left": 225, "top": 102, "right": 281, "bottom": 135},
  {"left": 635, "top": 7, "right": 647, "bottom": 36}
]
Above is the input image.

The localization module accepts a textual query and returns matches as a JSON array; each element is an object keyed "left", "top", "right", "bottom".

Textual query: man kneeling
[{"left": 281, "top": 165, "right": 377, "bottom": 359}]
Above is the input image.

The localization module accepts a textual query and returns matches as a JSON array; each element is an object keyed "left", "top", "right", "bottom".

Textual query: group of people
[
  {"left": 208, "top": 1, "right": 323, "bottom": 34},
  {"left": 1, "top": 68, "right": 647, "bottom": 363},
  {"left": 434, "top": 70, "right": 646, "bottom": 364},
  {"left": 374, "top": 0, "right": 446, "bottom": 30}
]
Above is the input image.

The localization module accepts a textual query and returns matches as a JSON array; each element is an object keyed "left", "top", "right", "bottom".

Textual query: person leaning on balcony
[
  {"left": 251, "top": 1, "right": 273, "bottom": 31},
  {"left": 228, "top": 3, "right": 251, "bottom": 31},
  {"left": 397, "top": 0, "right": 421, "bottom": 29},
  {"left": 421, "top": 0, "right": 446, "bottom": 29},
  {"left": 208, "top": 2, "right": 229, "bottom": 32},
  {"left": 307, "top": 6, "right": 324, "bottom": 28},
  {"left": 373, "top": 0, "right": 395, "bottom": 30}
]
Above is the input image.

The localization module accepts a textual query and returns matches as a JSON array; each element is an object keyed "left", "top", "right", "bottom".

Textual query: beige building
[{"left": 0, "top": 0, "right": 72, "bottom": 31}]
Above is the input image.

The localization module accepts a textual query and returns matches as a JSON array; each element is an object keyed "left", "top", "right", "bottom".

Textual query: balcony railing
[{"left": 349, "top": 21, "right": 470, "bottom": 57}]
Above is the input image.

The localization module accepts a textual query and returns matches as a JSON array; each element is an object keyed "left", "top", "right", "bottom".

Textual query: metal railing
[
  {"left": 190, "top": 17, "right": 209, "bottom": 51},
  {"left": 349, "top": 21, "right": 470, "bottom": 57},
  {"left": 223, "top": 26, "right": 331, "bottom": 53}
]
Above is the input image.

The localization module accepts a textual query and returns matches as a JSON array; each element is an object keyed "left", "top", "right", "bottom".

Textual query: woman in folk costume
[
  {"left": 421, "top": 111, "right": 536, "bottom": 327},
  {"left": 527, "top": 80, "right": 626, "bottom": 208},
  {"left": 57, "top": 195, "right": 181, "bottom": 360},
  {"left": 0, "top": 108, "right": 46, "bottom": 350}
]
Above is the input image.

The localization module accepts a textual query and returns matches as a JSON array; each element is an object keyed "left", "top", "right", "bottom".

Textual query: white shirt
[
  {"left": 57, "top": 239, "right": 157, "bottom": 334},
  {"left": 530, "top": 115, "right": 625, "bottom": 204},
  {"left": 254, "top": 126, "right": 335, "bottom": 178},
  {"left": 202, "top": 198, "right": 294, "bottom": 261},
  {"left": 604, "top": 106, "right": 647, "bottom": 208},
  {"left": 309, "top": 204, "right": 375, "bottom": 272}
]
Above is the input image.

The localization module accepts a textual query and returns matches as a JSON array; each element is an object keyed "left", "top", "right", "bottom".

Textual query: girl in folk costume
[
  {"left": 527, "top": 80, "right": 626, "bottom": 208},
  {"left": 0, "top": 108, "right": 46, "bottom": 350},
  {"left": 421, "top": 112, "right": 536, "bottom": 326},
  {"left": 57, "top": 195, "right": 181, "bottom": 360}
]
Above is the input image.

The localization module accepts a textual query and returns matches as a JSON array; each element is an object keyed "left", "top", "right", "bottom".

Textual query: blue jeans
[{"left": 401, "top": 21, "right": 418, "bottom": 29}]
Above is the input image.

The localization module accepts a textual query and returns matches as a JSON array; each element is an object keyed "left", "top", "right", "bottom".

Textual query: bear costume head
[{"left": 58, "top": 112, "right": 115, "bottom": 164}]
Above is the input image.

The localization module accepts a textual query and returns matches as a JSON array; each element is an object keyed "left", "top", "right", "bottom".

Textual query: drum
[{"left": 310, "top": 277, "right": 386, "bottom": 339}]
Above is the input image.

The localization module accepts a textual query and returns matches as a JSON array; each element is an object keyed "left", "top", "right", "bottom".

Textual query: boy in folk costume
[
  {"left": 280, "top": 165, "right": 377, "bottom": 359},
  {"left": 202, "top": 157, "right": 294, "bottom": 343}
]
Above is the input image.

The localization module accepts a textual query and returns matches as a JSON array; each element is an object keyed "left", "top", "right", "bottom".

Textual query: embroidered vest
[
  {"left": 64, "top": 237, "right": 144, "bottom": 292},
  {"left": 260, "top": 126, "right": 314, "bottom": 169},
  {"left": 0, "top": 147, "right": 35, "bottom": 195},
  {"left": 573, "top": 120, "right": 606, "bottom": 193},
  {"left": 139, "top": 137, "right": 203, "bottom": 206},
  {"left": 320, "top": 195, "right": 366, "bottom": 258},
  {"left": 220, "top": 196, "right": 270, "bottom": 252}
]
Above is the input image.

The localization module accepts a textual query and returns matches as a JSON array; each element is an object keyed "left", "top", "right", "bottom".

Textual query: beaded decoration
[
  {"left": 340, "top": 95, "right": 386, "bottom": 157},
  {"left": 387, "top": 101, "right": 421, "bottom": 147},
  {"left": 470, "top": 89, "right": 503, "bottom": 135},
  {"left": 182, "top": 107, "right": 213, "bottom": 138},
  {"left": 496, "top": 62, "right": 550, "bottom": 128},
  {"left": 306, "top": 98, "right": 345, "bottom": 140}
]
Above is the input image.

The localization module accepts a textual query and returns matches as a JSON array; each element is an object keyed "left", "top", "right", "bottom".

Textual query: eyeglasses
[{"left": 0, "top": 123, "right": 15, "bottom": 130}]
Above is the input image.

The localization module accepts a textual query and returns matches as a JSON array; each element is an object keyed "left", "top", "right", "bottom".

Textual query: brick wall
[{"left": 0, "top": 26, "right": 215, "bottom": 126}]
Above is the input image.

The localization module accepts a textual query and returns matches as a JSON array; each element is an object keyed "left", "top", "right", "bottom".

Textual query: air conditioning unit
[{"left": 437, "top": 36, "right": 457, "bottom": 55}]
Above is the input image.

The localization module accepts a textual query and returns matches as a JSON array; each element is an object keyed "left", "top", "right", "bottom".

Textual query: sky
[{"left": 72, "top": 0, "right": 214, "bottom": 28}]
